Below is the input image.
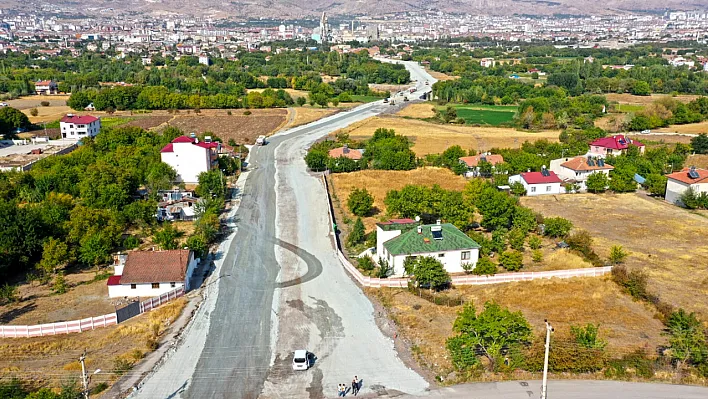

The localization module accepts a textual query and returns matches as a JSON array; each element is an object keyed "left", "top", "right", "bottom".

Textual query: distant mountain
[{"left": 3, "top": 0, "right": 707, "bottom": 19}]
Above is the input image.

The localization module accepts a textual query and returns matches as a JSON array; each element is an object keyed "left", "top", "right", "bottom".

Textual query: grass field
[
  {"left": 655, "top": 121, "right": 708, "bottom": 134},
  {"left": 397, "top": 103, "right": 437, "bottom": 119},
  {"left": 440, "top": 104, "right": 517, "bottom": 126},
  {"left": 688, "top": 154, "right": 708, "bottom": 169},
  {"left": 614, "top": 104, "right": 645, "bottom": 113},
  {"left": 606, "top": 93, "right": 701, "bottom": 105},
  {"left": 521, "top": 193, "right": 708, "bottom": 319},
  {"left": 331, "top": 115, "right": 560, "bottom": 156},
  {"left": 350, "top": 95, "right": 383, "bottom": 103},
  {"left": 369, "top": 276, "right": 664, "bottom": 380}
]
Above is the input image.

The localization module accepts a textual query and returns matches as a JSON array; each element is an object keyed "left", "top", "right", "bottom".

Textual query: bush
[
  {"left": 566, "top": 230, "right": 603, "bottom": 266},
  {"left": 29, "top": 107, "right": 39, "bottom": 117},
  {"left": 532, "top": 250, "right": 543, "bottom": 263},
  {"left": 123, "top": 235, "right": 140, "bottom": 249},
  {"left": 243, "top": 110, "right": 252, "bottom": 116},
  {"left": 227, "top": 110, "right": 232, "bottom": 115},
  {"left": 357, "top": 256, "right": 375, "bottom": 271},
  {"left": 611, "top": 265, "right": 652, "bottom": 302},
  {"left": 543, "top": 217, "right": 573, "bottom": 238},
  {"left": 472, "top": 257, "right": 497, "bottom": 275},
  {"left": 499, "top": 250, "right": 523, "bottom": 271},
  {"left": 347, "top": 188, "right": 374, "bottom": 217},
  {"left": 605, "top": 350, "right": 655, "bottom": 379},
  {"left": 0, "top": 284, "right": 19, "bottom": 304},
  {"left": 609, "top": 245, "right": 628, "bottom": 264},
  {"left": 528, "top": 235, "right": 542, "bottom": 250},
  {"left": 113, "top": 357, "right": 133, "bottom": 375},
  {"left": 91, "top": 382, "right": 109, "bottom": 395},
  {"left": 40, "top": 101, "right": 50, "bottom": 107},
  {"left": 526, "top": 338, "right": 606, "bottom": 373},
  {"left": 347, "top": 217, "right": 366, "bottom": 247},
  {"left": 52, "top": 272, "right": 68, "bottom": 294}
]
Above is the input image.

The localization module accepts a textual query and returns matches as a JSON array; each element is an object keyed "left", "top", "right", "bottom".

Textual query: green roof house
[{"left": 375, "top": 219, "right": 481, "bottom": 277}]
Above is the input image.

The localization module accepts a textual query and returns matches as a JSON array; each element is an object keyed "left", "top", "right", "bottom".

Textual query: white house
[
  {"left": 508, "top": 169, "right": 562, "bottom": 196},
  {"left": 480, "top": 58, "right": 495, "bottom": 68},
  {"left": 664, "top": 167, "right": 708, "bottom": 206},
  {"left": 198, "top": 53, "right": 210, "bottom": 66},
  {"left": 59, "top": 114, "right": 101, "bottom": 140},
  {"left": 376, "top": 219, "right": 481, "bottom": 277},
  {"left": 35, "top": 80, "right": 58, "bottom": 95},
  {"left": 160, "top": 135, "right": 220, "bottom": 183},
  {"left": 107, "top": 249, "right": 198, "bottom": 298},
  {"left": 550, "top": 156, "right": 613, "bottom": 191}
]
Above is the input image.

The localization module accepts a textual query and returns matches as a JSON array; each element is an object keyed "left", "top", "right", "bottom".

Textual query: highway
[{"left": 130, "top": 61, "right": 433, "bottom": 399}]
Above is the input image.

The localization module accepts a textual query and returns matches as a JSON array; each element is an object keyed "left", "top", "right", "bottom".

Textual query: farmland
[
  {"left": 605, "top": 93, "right": 701, "bottom": 105},
  {"left": 440, "top": 104, "right": 517, "bottom": 126},
  {"left": 164, "top": 109, "right": 287, "bottom": 144},
  {"left": 7, "top": 95, "right": 73, "bottom": 124},
  {"left": 332, "top": 115, "right": 559, "bottom": 156},
  {"left": 655, "top": 121, "right": 708, "bottom": 134},
  {"left": 521, "top": 193, "right": 708, "bottom": 319}
]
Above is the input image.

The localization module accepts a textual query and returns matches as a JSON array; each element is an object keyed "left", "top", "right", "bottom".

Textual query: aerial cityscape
[{"left": 0, "top": 1, "right": 707, "bottom": 399}]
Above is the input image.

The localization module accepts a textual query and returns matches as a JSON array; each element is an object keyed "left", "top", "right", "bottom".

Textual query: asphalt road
[{"left": 130, "top": 61, "right": 433, "bottom": 399}]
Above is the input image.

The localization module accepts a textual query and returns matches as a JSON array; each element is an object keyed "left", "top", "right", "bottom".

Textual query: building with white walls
[
  {"left": 375, "top": 219, "right": 480, "bottom": 277},
  {"left": 59, "top": 114, "right": 101, "bottom": 140},
  {"left": 160, "top": 135, "right": 220, "bottom": 183},
  {"left": 665, "top": 167, "right": 708, "bottom": 206},
  {"left": 107, "top": 249, "right": 198, "bottom": 298},
  {"left": 508, "top": 169, "right": 563, "bottom": 196},
  {"left": 550, "top": 156, "right": 613, "bottom": 191}
]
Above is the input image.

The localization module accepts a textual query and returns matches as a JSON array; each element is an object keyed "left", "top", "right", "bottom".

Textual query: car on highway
[{"left": 292, "top": 350, "right": 311, "bottom": 371}]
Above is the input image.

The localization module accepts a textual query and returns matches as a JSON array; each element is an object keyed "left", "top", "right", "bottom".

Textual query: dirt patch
[
  {"left": 368, "top": 277, "right": 664, "bottom": 380},
  {"left": 369, "top": 84, "right": 410, "bottom": 94},
  {"left": 396, "top": 103, "right": 437, "bottom": 119},
  {"left": 165, "top": 109, "right": 287, "bottom": 144},
  {"left": 521, "top": 193, "right": 708, "bottom": 319},
  {"left": 688, "top": 154, "right": 708, "bottom": 169},
  {"left": 124, "top": 115, "right": 173, "bottom": 130},
  {"left": 655, "top": 121, "right": 708, "bottom": 134},
  {"left": 331, "top": 116, "right": 559, "bottom": 156},
  {"left": 329, "top": 168, "right": 467, "bottom": 232},
  {"left": 247, "top": 88, "right": 310, "bottom": 100},
  {"left": 425, "top": 69, "right": 459, "bottom": 81},
  {"left": 605, "top": 93, "right": 700, "bottom": 105},
  {"left": 628, "top": 134, "right": 693, "bottom": 146},
  {"left": 290, "top": 107, "right": 338, "bottom": 128}
]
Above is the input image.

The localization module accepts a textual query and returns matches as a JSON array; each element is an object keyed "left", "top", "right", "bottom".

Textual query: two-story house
[
  {"left": 160, "top": 135, "right": 220, "bottom": 184},
  {"left": 589, "top": 135, "right": 645, "bottom": 157},
  {"left": 35, "top": 80, "right": 58, "bottom": 95},
  {"left": 60, "top": 114, "right": 101, "bottom": 140},
  {"left": 550, "top": 156, "right": 614, "bottom": 191}
]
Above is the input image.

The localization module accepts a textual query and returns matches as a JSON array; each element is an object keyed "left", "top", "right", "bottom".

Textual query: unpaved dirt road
[{"left": 128, "top": 61, "right": 434, "bottom": 399}]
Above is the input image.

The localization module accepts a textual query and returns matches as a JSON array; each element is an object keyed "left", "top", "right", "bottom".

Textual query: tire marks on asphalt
[{"left": 272, "top": 238, "right": 323, "bottom": 288}]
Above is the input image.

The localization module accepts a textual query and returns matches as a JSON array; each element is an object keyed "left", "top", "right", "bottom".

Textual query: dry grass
[
  {"left": 166, "top": 109, "right": 287, "bottom": 144},
  {"left": 246, "top": 88, "right": 309, "bottom": 100},
  {"left": 369, "top": 277, "right": 664, "bottom": 375},
  {"left": 0, "top": 297, "right": 187, "bottom": 388},
  {"left": 605, "top": 93, "right": 700, "bottom": 105},
  {"left": 369, "top": 83, "right": 410, "bottom": 93},
  {"left": 628, "top": 134, "right": 693, "bottom": 145},
  {"left": 7, "top": 95, "right": 73, "bottom": 124},
  {"left": 289, "top": 107, "right": 338, "bottom": 128},
  {"left": 521, "top": 193, "right": 708, "bottom": 318},
  {"left": 688, "top": 154, "right": 708, "bottom": 169},
  {"left": 331, "top": 116, "right": 560, "bottom": 156},
  {"left": 396, "top": 103, "right": 437, "bottom": 119},
  {"left": 426, "top": 69, "right": 459, "bottom": 81},
  {"left": 330, "top": 168, "right": 467, "bottom": 232},
  {"left": 0, "top": 273, "right": 117, "bottom": 325},
  {"left": 655, "top": 121, "right": 708, "bottom": 134}
]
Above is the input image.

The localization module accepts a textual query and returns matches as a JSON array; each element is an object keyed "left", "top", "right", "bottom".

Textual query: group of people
[{"left": 337, "top": 376, "right": 360, "bottom": 397}]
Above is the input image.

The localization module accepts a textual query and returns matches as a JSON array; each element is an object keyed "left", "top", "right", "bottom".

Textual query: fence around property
[
  {"left": 322, "top": 175, "right": 613, "bottom": 288},
  {"left": 0, "top": 286, "right": 186, "bottom": 339}
]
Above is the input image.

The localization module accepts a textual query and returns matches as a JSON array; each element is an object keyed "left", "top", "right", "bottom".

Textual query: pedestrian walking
[
  {"left": 352, "top": 377, "right": 359, "bottom": 396},
  {"left": 338, "top": 383, "right": 346, "bottom": 397}
]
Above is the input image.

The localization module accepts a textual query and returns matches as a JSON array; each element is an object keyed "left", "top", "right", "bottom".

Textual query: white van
[
  {"left": 292, "top": 350, "right": 310, "bottom": 371},
  {"left": 256, "top": 135, "right": 267, "bottom": 145}
]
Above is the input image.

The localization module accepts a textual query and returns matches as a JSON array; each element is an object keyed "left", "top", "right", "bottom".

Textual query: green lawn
[
  {"left": 438, "top": 104, "right": 517, "bottom": 126},
  {"left": 42, "top": 116, "right": 133, "bottom": 129},
  {"left": 350, "top": 95, "right": 383, "bottom": 103},
  {"left": 615, "top": 104, "right": 645, "bottom": 113}
]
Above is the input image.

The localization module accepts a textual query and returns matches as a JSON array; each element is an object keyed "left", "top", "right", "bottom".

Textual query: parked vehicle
[
  {"left": 256, "top": 135, "right": 267, "bottom": 145},
  {"left": 403, "top": 97, "right": 409, "bottom": 101},
  {"left": 292, "top": 350, "right": 310, "bottom": 371},
  {"left": 640, "top": 129, "right": 651, "bottom": 134},
  {"left": 425, "top": 81, "right": 430, "bottom": 85},
  {"left": 383, "top": 98, "right": 389, "bottom": 103},
  {"left": 0, "top": 102, "right": 8, "bottom": 107}
]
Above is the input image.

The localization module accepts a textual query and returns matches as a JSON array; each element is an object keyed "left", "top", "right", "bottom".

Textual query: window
[
  {"left": 530, "top": 186, "right": 537, "bottom": 192},
  {"left": 170, "top": 282, "right": 176, "bottom": 288},
  {"left": 461, "top": 251, "right": 471, "bottom": 260},
  {"left": 152, "top": 283, "right": 160, "bottom": 289},
  {"left": 438, "top": 253, "right": 445, "bottom": 258},
  {"left": 546, "top": 186, "right": 552, "bottom": 192},
  {"left": 130, "top": 284, "right": 136, "bottom": 289}
]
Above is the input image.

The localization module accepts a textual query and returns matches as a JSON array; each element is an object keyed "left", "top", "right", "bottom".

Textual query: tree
[
  {"left": 305, "top": 150, "right": 329, "bottom": 171},
  {"left": 532, "top": 250, "right": 543, "bottom": 263},
  {"left": 195, "top": 170, "right": 226, "bottom": 199},
  {"left": 357, "top": 255, "right": 375, "bottom": 271},
  {"left": 408, "top": 256, "right": 451, "bottom": 291},
  {"left": 476, "top": 187, "right": 517, "bottom": 231},
  {"left": 0, "top": 106, "right": 31, "bottom": 138},
  {"left": 690, "top": 133, "right": 708, "bottom": 154},
  {"left": 447, "top": 301, "right": 532, "bottom": 371},
  {"left": 37, "top": 238, "right": 71, "bottom": 282},
  {"left": 586, "top": 172, "right": 609, "bottom": 193},
  {"left": 507, "top": 227, "right": 526, "bottom": 251},
  {"left": 52, "top": 271, "right": 68, "bottom": 294},
  {"left": 509, "top": 182, "right": 526, "bottom": 196},
  {"left": 499, "top": 250, "right": 523, "bottom": 271},
  {"left": 609, "top": 245, "right": 628, "bottom": 264},
  {"left": 296, "top": 96, "right": 307, "bottom": 107},
  {"left": 543, "top": 217, "right": 573, "bottom": 238},
  {"left": 441, "top": 105, "right": 458, "bottom": 123},
  {"left": 644, "top": 174, "right": 667, "bottom": 196},
  {"left": 347, "top": 188, "right": 374, "bottom": 217},
  {"left": 154, "top": 223, "right": 180, "bottom": 250},
  {"left": 631, "top": 81, "right": 651, "bottom": 96},
  {"left": 440, "top": 145, "right": 466, "bottom": 169},
  {"left": 528, "top": 235, "right": 542, "bottom": 250},
  {"left": 347, "top": 217, "right": 365, "bottom": 246},
  {"left": 376, "top": 258, "right": 392, "bottom": 278},
  {"left": 666, "top": 309, "right": 708, "bottom": 369},
  {"left": 472, "top": 257, "right": 497, "bottom": 275},
  {"left": 79, "top": 232, "right": 113, "bottom": 267}
]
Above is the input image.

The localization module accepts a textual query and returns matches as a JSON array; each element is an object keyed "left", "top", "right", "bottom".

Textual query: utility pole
[
  {"left": 80, "top": 350, "right": 89, "bottom": 399},
  {"left": 540, "top": 319, "right": 554, "bottom": 399}
]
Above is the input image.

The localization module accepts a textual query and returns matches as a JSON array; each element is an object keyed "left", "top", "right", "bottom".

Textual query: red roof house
[
  {"left": 590, "top": 135, "right": 645, "bottom": 156},
  {"left": 665, "top": 167, "right": 708, "bottom": 206},
  {"left": 60, "top": 115, "right": 99, "bottom": 124},
  {"left": 328, "top": 145, "right": 363, "bottom": 160},
  {"left": 107, "top": 249, "right": 198, "bottom": 298},
  {"left": 509, "top": 169, "right": 563, "bottom": 196}
]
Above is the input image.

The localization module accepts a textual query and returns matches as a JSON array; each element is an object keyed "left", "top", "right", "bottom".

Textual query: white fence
[
  {"left": 0, "top": 286, "right": 186, "bottom": 339},
  {"left": 0, "top": 313, "right": 118, "bottom": 338},
  {"left": 323, "top": 175, "right": 613, "bottom": 288}
]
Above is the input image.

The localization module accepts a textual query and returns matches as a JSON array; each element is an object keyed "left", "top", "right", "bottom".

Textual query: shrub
[
  {"left": 227, "top": 110, "right": 232, "bottom": 115},
  {"left": 0, "top": 284, "right": 19, "bottom": 304},
  {"left": 507, "top": 228, "right": 526, "bottom": 251},
  {"left": 357, "top": 256, "right": 375, "bottom": 271},
  {"left": 347, "top": 188, "right": 374, "bottom": 217},
  {"left": 532, "top": 250, "right": 543, "bottom": 263},
  {"left": 605, "top": 350, "right": 655, "bottom": 379},
  {"left": 571, "top": 323, "right": 607, "bottom": 349},
  {"left": 113, "top": 357, "right": 133, "bottom": 375},
  {"left": 347, "top": 217, "right": 365, "bottom": 247},
  {"left": 243, "top": 110, "right": 252, "bottom": 116},
  {"left": 612, "top": 265, "right": 652, "bottom": 302},
  {"left": 566, "top": 230, "right": 603, "bottom": 267},
  {"left": 526, "top": 338, "right": 606, "bottom": 373},
  {"left": 123, "top": 235, "right": 140, "bottom": 249},
  {"left": 543, "top": 217, "right": 573, "bottom": 238},
  {"left": 91, "top": 382, "right": 109, "bottom": 395},
  {"left": 376, "top": 258, "right": 392, "bottom": 278},
  {"left": 52, "top": 272, "right": 68, "bottom": 294},
  {"left": 40, "top": 101, "right": 50, "bottom": 107},
  {"left": 499, "top": 250, "right": 523, "bottom": 271},
  {"left": 609, "top": 245, "right": 628, "bottom": 264},
  {"left": 528, "top": 235, "right": 542, "bottom": 250},
  {"left": 29, "top": 107, "right": 39, "bottom": 117},
  {"left": 472, "top": 257, "right": 497, "bottom": 275}
]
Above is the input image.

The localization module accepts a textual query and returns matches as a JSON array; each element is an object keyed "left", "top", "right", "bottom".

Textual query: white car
[
  {"left": 292, "top": 350, "right": 310, "bottom": 371},
  {"left": 256, "top": 135, "right": 267, "bottom": 145},
  {"left": 640, "top": 129, "right": 651, "bottom": 134},
  {"left": 0, "top": 102, "right": 8, "bottom": 107}
]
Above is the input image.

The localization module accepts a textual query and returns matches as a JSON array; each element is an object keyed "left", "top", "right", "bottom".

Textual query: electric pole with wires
[
  {"left": 540, "top": 319, "right": 554, "bottom": 399},
  {"left": 80, "top": 351, "right": 89, "bottom": 399}
]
